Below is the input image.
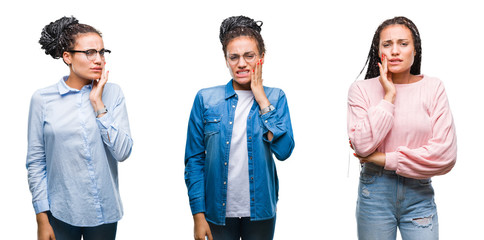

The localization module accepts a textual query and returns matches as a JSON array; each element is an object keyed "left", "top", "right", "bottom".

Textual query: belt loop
[{"left": 379, "top": 165, "right": 383, "bottom": 177}]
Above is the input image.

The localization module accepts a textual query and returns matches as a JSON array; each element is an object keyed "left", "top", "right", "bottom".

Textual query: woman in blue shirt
[
  {"left": 185, "top": 15, "right": 295, "bottom": 240},
  {"left": 27, "top": 16, "right": 133, "bottom": 240}
]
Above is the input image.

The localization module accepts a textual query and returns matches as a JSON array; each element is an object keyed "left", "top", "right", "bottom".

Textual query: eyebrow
[
  {"left": 382, "top": 39, "right": 410, "bottom": 43},
  {"left": 227, "top": 51, "right": 256, "bottom": 55}
]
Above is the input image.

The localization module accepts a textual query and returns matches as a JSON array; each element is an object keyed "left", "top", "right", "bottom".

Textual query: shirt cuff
[
  {"left": 33, "top": 199, "right": 50, "bottom": 214},
  {"left": 96, "top": 111, "right": 114, "bottom": 130},
  {"left": 189, "top": 197, "right": 206, "bottom": 215},
  {"left": 260, "top": 109, "right": 284, "bottom": 141},
  {"left": 384, "top": 151, "right": 398, "bottom": 171}
]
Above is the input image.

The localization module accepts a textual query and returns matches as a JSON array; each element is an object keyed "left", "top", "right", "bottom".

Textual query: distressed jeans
[{"left": 357, "top": 163, "right": 439, "bottom": 240}]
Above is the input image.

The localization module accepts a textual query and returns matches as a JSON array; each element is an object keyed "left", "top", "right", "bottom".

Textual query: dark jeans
[
  {"left": 47, "top": 212, "right": 117, "bottom": 240},
  {"left": 208, "top": 217, "right": 276, "bottom": 240}
]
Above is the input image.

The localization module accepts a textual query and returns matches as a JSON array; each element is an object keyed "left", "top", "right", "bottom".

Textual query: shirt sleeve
[
  {"left": 184, "top": 91, "right": 206, "bottom": 215},
  {"left": 259, "top": 89, "right": 295, "bottom": 160},
  {"left": 26, "top": 90, "right": 50, "bottom": 214},
  {"left": 347, "top": 82, "right": 395, "bottom": 157},
  {"left": 384, "top": 81, "right": 457, "bottom": 179},
  {"left": 96, "top": 86, "right": 133, "bottom": 162}
]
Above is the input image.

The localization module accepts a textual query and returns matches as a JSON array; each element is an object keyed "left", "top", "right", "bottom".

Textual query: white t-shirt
[{"left": 226, "top": 90, "right": 254, "bottom": 217}]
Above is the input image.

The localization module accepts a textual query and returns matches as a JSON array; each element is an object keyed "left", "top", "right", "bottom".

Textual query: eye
[
  {"left": 85, "top": 49, "right": 97, "bottom": 56},
  {"left": 229, "top": 55, "right": 239, "bottom": 61},
  {"left": 382, "top": 43, "right": 390, "bottom": 48},
  {"left": 245, "top": 54, "right": 255, "bottom": 60},
  {"left": 401, "top": 42, "right": 409, "bottom": 46}
]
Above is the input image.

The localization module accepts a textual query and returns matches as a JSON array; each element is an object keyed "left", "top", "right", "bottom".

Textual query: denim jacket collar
[{"left": 225, "top": 80, "right": 237, "bottom": 100}]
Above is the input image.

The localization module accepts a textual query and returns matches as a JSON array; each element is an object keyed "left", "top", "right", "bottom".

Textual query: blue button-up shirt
[
  {"left": 26, "top": 76, "right": 133, "bottom": 227},
  {"left": 184, "top": 80, "right": 295, "bottom": 225}
]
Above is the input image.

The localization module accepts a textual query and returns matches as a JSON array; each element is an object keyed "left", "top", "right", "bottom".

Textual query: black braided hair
[
  {"left": 359, "top": 16, "right": 422, "bottom": 79},
  {"left": 219, "top": 16, "right": 265, "bottom": 56},
  {"left": 39, "top": 16, "right": 102, "bottom": 59}
]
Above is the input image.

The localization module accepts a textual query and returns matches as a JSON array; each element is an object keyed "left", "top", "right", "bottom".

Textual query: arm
[
  {"left": 26, "top": 91, "right": 55, "bottom": 239},
  {"left": 347, "top": 82, "right": 395, "bottom": 157},
  {"left": 251, "top": 59, "right": 294, "bottom": 160},
  {"left": 259, "top": 90, "right": 295, "bottom": 160},
  {"left": 184, "top": 92, "right": 207, "bottom": 217},
  {"left": 95, "top": 86, "right": 133, "bottom": 162},
  {"left": 384, "top": 82, "right": 457, "bottom": 179}
]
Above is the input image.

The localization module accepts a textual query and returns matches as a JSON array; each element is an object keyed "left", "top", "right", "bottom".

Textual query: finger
[
  {"left": 207, "top": 230, "right": 213, "bottom": 240},
  {"left": 382, "top": 54, "right": 388, "bottom": 75}
]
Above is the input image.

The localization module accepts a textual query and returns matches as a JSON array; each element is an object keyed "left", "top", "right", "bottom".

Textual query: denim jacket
[{"left": 184, "top": 80, "right": 295, "bottom": 225}]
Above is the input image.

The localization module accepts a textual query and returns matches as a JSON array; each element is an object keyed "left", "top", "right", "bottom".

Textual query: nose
[
  {"left": 92, "top": 52, "right": 103, "bottom": 64},
  {"left": 237, "top": 56, "right": 247, "bottom": 68},
  {"left": 391, "top": 45, "right": 400, "bottom": 56}
]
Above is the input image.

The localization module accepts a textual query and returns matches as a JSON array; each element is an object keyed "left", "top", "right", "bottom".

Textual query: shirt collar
[
  {"left": 57, "top": 76, "right": 92, "bottom": 95},
  {"left": 225, "top": 79, "right": 237, "bottom": 99}
]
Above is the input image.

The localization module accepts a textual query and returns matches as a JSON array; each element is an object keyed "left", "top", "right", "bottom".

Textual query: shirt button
[
  {"left": 265, "top": 120, "right": 268, "bottom": 123},
  {"left": 248, "top": 137, "right": 252, "bottom": 140},
  {"left": 226, "top": 141, "right": 229, "bottom": 144},
  {"left": 229, "top": 121, "right": 233, "bottom": 125},
  {"left": 225, "top": 162, "right": 227, "bottom": 166},
  {"left": 204, "top": 150, "right": 207, "bottom": 154},
  {"left": 223, "top": 202, "right": 226, "bottom": 206},
  {"left": 224, "top": 181, "right": 226, "bottom": 185},
  {"left": 232, "top": 105, "right": 235, "bottom": 108},
  {"left": 251, "top": 177, "right": 254, "bottom": 180},
  {"left": 251, "top": 198, "right": 254, "bottom": 201},
  {"left": 250, "top": 157, "right": 253, "bottom": 160}
]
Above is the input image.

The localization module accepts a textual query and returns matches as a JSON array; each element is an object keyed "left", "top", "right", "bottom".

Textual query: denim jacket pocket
[{"left": 203, "top": 114, "right": 222, "bottom": 136}]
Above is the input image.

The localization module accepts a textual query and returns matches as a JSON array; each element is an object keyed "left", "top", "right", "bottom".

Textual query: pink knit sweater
[{"left": 347, "top": 75, "right": 457, "bottom": 179}]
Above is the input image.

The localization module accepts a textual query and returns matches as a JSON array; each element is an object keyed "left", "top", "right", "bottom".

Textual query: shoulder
[
  {"left": 196, "top": 84, "right": 226, "bottom": 104},
  {"left": 350, "top": 77, "right": 380, "bottom": 90}
]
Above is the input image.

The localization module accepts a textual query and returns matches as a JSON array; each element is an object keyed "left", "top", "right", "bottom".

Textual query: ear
[
  {"left": 260, "top": 52, "right": 265, "bottom": 63},
  {"left": 63, "top": 51, "right": 72, "bottom": 65}
]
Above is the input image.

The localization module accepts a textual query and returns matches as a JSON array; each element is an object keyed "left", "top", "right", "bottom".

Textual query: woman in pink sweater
[{"left": 347, "top": 16, "right": 457, "bottom": 240}]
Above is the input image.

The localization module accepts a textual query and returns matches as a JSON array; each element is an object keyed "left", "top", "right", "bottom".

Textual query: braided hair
[
  {"left": 219, "top": 16, "right": 265, "bottom": 56},
  {"left": 359, "top": 16, "right": 422, "bottom": 79},
  {"left": 39, "top": 16, "right": 101, "bottom": 60}
]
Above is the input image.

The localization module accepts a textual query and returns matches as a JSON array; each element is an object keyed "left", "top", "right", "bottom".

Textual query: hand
[
  {"left": 378, "top": 55, "right": 396, "bottom": 103},
  {"left": 250, "top": 58, "right": 270, "bottom": 109},
  {"left": 90, "top": 62, "right": 108, "bottom": 115},
  {"left": 353, "top": 151, "right": 386, "bottom": 167},
  {"left": 193, "top": 213, "right": 213, "bottom": 240},
  {"left": 251, "top": 58, "right": 273, "bottom": 141},
  {"left": 36, "top": 212, "right": 56, "bottom": 240}
]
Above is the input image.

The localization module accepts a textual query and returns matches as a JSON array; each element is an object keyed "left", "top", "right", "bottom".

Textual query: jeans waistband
[{"left": 362, "top": 163, "right": 396, "bottom": 176}]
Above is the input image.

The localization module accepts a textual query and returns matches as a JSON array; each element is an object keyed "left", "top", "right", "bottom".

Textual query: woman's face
[
  {"left": 63, "top": 33, "right": 105, "bottom": 81},
  {"left": 225, "top": 36, "right": 263, "bottom": 90},
  {"left": 379, "top": 24, "right": 416, "bottom": 74}
]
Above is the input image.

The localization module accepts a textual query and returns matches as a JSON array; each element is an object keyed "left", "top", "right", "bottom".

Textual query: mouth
[
  {"left": 91, "top": 67, "right": 102, "bottom": 72},
  {"left": 235, "top": 70, "right": 250, "bottom": 77},
  {"left": 389, "top": 58, "right": 403, "bottom": 65}
]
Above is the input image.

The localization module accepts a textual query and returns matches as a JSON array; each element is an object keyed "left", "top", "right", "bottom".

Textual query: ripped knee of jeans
[{"left": 412, "top": 215, "right": 433, "bottom": 228}]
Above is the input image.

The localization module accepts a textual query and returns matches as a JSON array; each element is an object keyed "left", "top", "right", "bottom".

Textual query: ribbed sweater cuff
[
  {"left": 379, "top": 99, "right": 395, "bottom": 114},
  {"left": 384, "top": 151, "right": 398, "bottom": 171}
]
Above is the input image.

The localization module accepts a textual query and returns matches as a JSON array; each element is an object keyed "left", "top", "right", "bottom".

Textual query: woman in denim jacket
[
  {"left": 184, "top": 15, "right": 295, "bottom": 240},
  {"left": 347, "top": 16, "right": 457, "bottom": 240}
]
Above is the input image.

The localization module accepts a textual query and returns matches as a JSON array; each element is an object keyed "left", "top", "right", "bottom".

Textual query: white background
[{"left": 1, "top": 0, "right": 483, "bottom": 239}]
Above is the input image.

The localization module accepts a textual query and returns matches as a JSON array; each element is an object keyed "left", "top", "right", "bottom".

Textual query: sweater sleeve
[
  {"left": 384, "top": 81, "right": 457, "bottom": 179},
  {"left": 347, "top": 82, "right": 395, "bottom": 157}
]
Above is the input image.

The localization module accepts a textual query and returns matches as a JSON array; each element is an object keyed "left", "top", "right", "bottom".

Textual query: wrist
[{"left": 384, "top": 92, "right": 395, "bottom": 104}]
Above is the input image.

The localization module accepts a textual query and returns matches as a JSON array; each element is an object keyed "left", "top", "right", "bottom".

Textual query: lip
[
  {"left": 91, "top": 67, "right": 102, "bottom": 72},
  {"left": 388, "top": 58, "right": 403, "bottom": 65}
]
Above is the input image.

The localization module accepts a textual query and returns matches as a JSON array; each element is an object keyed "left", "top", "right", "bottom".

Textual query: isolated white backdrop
[{"left": 1, "top": 0, "right": 482, "bottom": 239}]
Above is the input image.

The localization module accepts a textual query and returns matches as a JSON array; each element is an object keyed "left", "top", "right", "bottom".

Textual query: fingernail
[
  {"left": 353, "top": 153, "right": 357, "bottom": 157},
  {"left": 252, "top": 69, "right": 255, "bottom": 73}
]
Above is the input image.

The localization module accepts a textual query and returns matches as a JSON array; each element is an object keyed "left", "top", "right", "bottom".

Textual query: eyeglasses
[
  {"left": 68, "top": 49, "right": 111, "bottom": 61},
  {"left": 227, "top": 52, "right": 258, "bottom": 64}
]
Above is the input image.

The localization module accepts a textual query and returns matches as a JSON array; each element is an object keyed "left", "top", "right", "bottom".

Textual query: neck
[
  {"left": 232, "top": 80, "right": 251, "bottom": 91},
  {"left": 391, "top": 70, "right": 414, "bottom": 84},
  {"left": 65, "top": 70, "right": 91, "bottom": 90}
]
